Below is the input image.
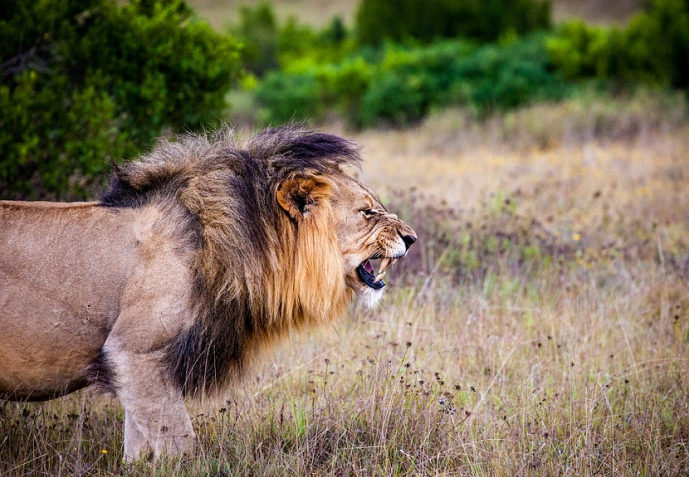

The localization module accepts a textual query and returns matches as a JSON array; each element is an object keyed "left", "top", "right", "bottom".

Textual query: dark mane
[
  {"left": 99, "top": 125, "right": 359, "bottom": 396},
  {"left": 100, "top": 125, "right": 361, "bottom": 208}
]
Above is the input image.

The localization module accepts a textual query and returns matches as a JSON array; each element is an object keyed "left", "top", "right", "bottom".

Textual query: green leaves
[
  {"left": 355, "top": 0, "right": 551, "bottom": 45},
  {"left": 0, "top": 0, "right": 241, "bottom": 200},
  {"left": 547, "top": 0, "right": 689, "bottom": 88},
  {"left": 254, "top": 36, "right": 568, "bottom": 128}
]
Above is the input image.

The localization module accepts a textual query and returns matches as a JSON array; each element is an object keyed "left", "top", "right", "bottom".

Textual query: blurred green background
[{"left": 1, "top": 0, "right": 687, "bottom": 200}]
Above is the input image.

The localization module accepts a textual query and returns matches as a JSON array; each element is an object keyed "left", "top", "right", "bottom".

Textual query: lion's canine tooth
[
  {"left": 379, "top": 257, "right": 391, "bottom": 273},
  {"left": 391, "top": 257, "right": 399, "bottom": 265},
  {"left": 375, "top": 271, "right": 387, "bottom": 282}
]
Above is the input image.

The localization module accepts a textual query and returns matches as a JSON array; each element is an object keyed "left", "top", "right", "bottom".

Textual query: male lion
[{"left": 0, "top": 126, "right": 416, "bottom": 460}]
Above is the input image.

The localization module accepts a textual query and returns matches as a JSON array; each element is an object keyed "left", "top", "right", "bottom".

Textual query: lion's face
[
  {"left": 275, "top": 172, "right": 416, "bottom": 308},
  {"left": 330, "top": 176, "right": 417, "bottom": 307}
]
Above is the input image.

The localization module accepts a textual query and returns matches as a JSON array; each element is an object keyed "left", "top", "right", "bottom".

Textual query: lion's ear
[{"left": 276, "top": 176, "right": 331, "bottom": 220}]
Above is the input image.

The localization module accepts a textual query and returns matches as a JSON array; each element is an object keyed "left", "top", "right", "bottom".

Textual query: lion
[{"left": 0, "top": 125, "right": 416, "bottom": 461}]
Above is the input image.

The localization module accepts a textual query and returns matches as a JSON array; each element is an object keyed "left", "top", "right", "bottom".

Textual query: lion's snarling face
[{"left": 330, "top": 176, "right": 417, "bottom": 306}]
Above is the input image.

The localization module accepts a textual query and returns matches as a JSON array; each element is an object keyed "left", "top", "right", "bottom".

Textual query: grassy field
[
  {"left": 187, "top": 0, "right": 644, "bottom": 30},
  {"left": 2, "top": 94, "right": 689, "bottom": 475}
]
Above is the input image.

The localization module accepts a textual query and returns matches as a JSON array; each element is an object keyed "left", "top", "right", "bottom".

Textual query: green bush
[
  {"left": 546, "top": 21, "right": 614, "bottom": 79},
  {"left": 253, "top": 35, "right": 568, "bottom": 128},
  {"left": 230, "top": 2, "right": 279, "bottom": 76},
  {"left": 0, "top": 0, "right": 241, "bottom": 200},
  {"left": 359, "top": 36, "right": 567, "bottom": 127},
  {"left": 0, "top": 71, "right": 123, "bottom": 198},
  {"left": 359, "top": 42, "right": 474, "bottom": 126},
  {"left": 229, "top": 3, "right": 354, "bottom": 77},
  {"left": 623, "top": 0, "right": 689, "bottom": 88},
  {"left": 254, "top": 55, "right": 373, "bottom": 126},
  {"left": 254, "top": 71, "right": 323, "bottom": 124},
  {"left": 276, "top": 17, "right": 323, "bottom": 66},
  {"left": 320, "top": 16, "right": 348, "bottom": 45},
  {"left": 449, "top": 35, "right": 567, "bottom": 112},
  {"left": 317, "top": 58, "right": 373, "bottom": 123},
  {"left": 547, "top": 0, "right": 689, "bottom": 88},
  {"left": 355, "top": 0, "right": 551, "bottom": 45},
  {"left": 359, "top": 73, "right": 429, "bottom": 127},
  {"left": 362, "top": 37, "right": 568, "bottom": 127}
]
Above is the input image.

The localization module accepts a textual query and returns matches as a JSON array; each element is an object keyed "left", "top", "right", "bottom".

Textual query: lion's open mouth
[{"left": 356, "top": 254, "right": 400, "bottom": 290}]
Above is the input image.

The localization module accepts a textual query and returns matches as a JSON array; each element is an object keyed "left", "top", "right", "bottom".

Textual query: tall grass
[{"left": 1, "top": 96, "right": 688, "bottom": 475}]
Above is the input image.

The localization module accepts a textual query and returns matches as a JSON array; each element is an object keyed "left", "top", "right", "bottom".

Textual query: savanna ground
[{"left": 1, "top": 91, "right": 688, "bottom": 476}]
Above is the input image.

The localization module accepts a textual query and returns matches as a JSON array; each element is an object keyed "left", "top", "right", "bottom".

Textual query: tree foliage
[
  {"left": 0, "top": 0, "right": 241, "bottom": 200},
  {"left": 547, "top": 0, "right": 689, "bottom": 88},
  {"left": 254, "top": 35, "right": 568, "bottom": 128},
  {"left": 229, "top": 2, "right": 352, "bottom": 77},
  {"left": 230, "top": 2, "right": 279, "bottom": 76},
  {"left": 355, "top": 0, "right": 551, "bottom": 45}
]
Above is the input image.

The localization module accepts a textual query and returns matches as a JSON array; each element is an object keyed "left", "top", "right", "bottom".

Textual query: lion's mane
[{"left": 101, "top": 126, "right": 361, "bottom": 396}]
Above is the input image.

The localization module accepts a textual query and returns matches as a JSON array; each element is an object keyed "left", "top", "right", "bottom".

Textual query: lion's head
[
  {"left": 331, "top": 176, "right": 416, "bottom": 306},
  {"left": 101, "top": 125, "right": 416, "bottom": 395},
  {"left": 275, "top": 172, "right": 416, "bottom": 309}
]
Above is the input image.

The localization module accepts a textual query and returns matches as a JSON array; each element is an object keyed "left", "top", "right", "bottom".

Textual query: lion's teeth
[
  {"left": 379, "top": 257, "right": 391, "bottom": 273},
  {"left": 375, "top": 271, "right": 387, "bottom": 282}
]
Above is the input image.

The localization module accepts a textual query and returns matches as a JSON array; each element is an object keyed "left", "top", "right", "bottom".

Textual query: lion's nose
[{"left": 401, "top": 233, "right": 417, "bottom": 251}]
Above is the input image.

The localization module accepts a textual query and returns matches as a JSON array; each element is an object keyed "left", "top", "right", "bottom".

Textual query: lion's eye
[{"left": 360, "top": 208, "right": 374, "bottom": 218}]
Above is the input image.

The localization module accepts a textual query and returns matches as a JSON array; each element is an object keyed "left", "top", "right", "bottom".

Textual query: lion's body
[
  {"left": 1, "top": 202, "right": 117, "bottom": 399},
  {"left": 0, "top": 201, "right": 190, "bottom": 400},
  {"left": 0, "top": 126, "right": 416, "bottom": 460}
]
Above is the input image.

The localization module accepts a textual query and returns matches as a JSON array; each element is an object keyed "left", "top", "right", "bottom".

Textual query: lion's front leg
[
  {"left": 104, "top": 343, "right": 196, "bottom": 461},
  {"left": 121, "top": 396, "right": 195, "bottom": 461}
]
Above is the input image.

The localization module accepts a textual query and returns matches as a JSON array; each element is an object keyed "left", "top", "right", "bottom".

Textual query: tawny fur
[{"left": 0, "top": 125, "right": 416, "bottom": 460}]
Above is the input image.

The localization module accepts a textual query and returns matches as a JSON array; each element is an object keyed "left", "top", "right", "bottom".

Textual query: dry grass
[{"left": 2, "top": 96, "right": 689, "bottom": 475}]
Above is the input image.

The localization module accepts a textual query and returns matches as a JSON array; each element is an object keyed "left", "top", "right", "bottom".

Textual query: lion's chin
[{"left": 358, "top": 286, "right": 384, "bottom": 308}]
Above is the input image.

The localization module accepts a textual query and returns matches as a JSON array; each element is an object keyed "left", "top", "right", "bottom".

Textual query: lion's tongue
[{"left": 363, "top": 260, "right": 374, "bottom": 274}]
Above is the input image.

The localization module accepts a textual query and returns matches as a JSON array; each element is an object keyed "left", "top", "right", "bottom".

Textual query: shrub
[
  {"left": 0, "top": 71, "right": 125, "bottom": 199},
  {"left": 623, "top": 0, "right": 689, "bottom": 88},
  {"left": 276, "top": 17, "right": 322, "bottom": 66},
  {"left": 359, "top": 73, "right": 429, "bottom": 127},
  {"left": 359, "top": 42, "right": 473, "bottom": 126},
  {"left": 360, "top": 36, "right": 567, "bottom": 127},
  {"left": 230, "top": 2, "right": 279, "bottom": 76},
  {"left": 318, "top": 58, "right": 373, "bottom": 124},
  {"left": 355, "top": 0, "right": 551, "bottom": 45},
  {"left": 254, "top": 55, "right": 374, "bottom": 126},
  {"left": 0, "top": 0, "right": 241, "bottom": 200},
  {"left": 547, "top": 0, "right": 689, "bottom": 88},
  {"left": 450, "top": 35, "right": 567, "bottom": 112},
  {"left": 320, "top": 16, "right": 347, "bottom": 45},
  {"left": 229, "top": 5, "right": 354, "bottom": 77},
  {"left": 253, "top": 35, "right": 568, "bottom": 128},
  {"left": 546, "top": 21, "right": 615, "bottom": 80},
  {"left": 254, "top": 71, "right": 323, "bottom": 124}
]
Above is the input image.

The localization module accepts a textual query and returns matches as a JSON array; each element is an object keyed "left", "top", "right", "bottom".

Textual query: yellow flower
[
  {"left": 101, "top": 449, "right": 108, "bottom": 454},
  {"left": 572, "top": 233, "right": 581, "bottom": 242}
]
